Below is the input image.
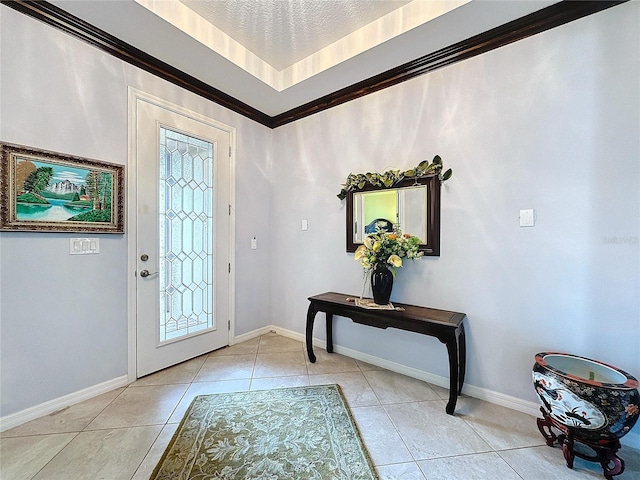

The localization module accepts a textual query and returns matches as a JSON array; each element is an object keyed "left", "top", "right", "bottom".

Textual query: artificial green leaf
[{"left": 337, "top": 155, "right": 452, "bottom": 199}]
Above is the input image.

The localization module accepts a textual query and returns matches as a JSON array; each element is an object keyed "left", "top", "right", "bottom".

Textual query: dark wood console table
[{"left": 306, "top": 292, "right": 467, "bottom": 415}]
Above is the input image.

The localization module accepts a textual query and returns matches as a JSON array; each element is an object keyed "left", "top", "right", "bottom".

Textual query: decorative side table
[{"left": 306, "top": 292, "right": 466, "bottom": 414}]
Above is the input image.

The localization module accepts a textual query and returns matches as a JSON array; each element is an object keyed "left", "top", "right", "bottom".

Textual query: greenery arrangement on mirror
[{"left": 337, "top": 155, "right": 452, "bottom": 200}]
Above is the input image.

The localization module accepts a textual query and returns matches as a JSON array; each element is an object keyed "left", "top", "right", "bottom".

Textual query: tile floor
[{"left": 1, "top": 333, "right": 639, "bottom": 480}]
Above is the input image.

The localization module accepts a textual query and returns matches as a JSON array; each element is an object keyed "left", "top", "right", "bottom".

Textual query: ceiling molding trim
[
  {"left": 136, "top": 0, "right": 470, "bottom": 92},
  {"left": 278, "top": 0, "right": 471, "bottom": 91},
  {"left": 1, "top": 0, "right": 272, "bottom": 127},
  {"left": 270, "top": 0, "right": 627, "bottom": 128},
  {"left": 134, "top": 0, "right": 279, "bottom": 91},
  {"left": 1, "top": 0, "right": 627, "bottom": 130}
]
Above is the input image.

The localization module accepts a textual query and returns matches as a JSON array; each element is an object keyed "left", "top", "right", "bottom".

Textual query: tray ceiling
[
  {"left": 178, "top": 0, "right": 414, "bottom": 70},
  {"left": 47, "top": 0, "right": 559, "bottom": 117}
]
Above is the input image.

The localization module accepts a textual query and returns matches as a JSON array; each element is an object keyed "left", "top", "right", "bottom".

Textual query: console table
[{"left": 306, "top": 292, "right": 467, "bottom": 415}]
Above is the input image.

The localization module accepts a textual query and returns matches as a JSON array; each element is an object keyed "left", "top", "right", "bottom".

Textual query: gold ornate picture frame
[{"left": 0, "top": 143, "right": 124, "bottom": 233}]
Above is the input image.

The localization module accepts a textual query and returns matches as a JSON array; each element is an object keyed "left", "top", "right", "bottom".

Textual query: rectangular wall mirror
[{"left": 346, "top": 176, "right": 441, "bottom": 255}]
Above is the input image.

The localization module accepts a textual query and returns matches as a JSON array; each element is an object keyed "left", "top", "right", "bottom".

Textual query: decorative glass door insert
[
  {"left": 133, "top": 92, "right": 230, "bottom": 377},
  {"left": 158, "top": 127, "right": 214, "bottom": 342}
]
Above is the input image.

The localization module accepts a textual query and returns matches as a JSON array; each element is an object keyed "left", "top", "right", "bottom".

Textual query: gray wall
[
  {"left": 270, "top": 2, "right": 640, "bottom": 403},
  {"left": 0, "top": 5, "right": 273, "bottom": 416},
  {"left": 1, "top": 1, "right": 638, "bottom": 440}
]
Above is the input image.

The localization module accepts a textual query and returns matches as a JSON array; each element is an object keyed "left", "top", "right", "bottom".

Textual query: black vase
[{"left": 371, "top": 266, "right": 393, "bottom": 305}]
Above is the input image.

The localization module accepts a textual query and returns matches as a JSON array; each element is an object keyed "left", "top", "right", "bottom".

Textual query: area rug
[{"left": 150, "top": 384, "right": 378, "bottom": 479}]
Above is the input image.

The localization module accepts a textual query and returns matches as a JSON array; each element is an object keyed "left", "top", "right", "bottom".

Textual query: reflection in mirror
[
  {"left": 352, "top": 185, "right": 428, "bottom": 244},
  {"left": 346, "top": 176, "right": 440, "bottom": 256}
]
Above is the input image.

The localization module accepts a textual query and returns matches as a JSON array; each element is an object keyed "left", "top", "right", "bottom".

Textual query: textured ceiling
[
  {"left": 138, "top": 0, "right": 472, "bottom": 91},
  {"left": 178, "top": 0, "right": 411, "bottom": 70},
  {"left": 46, "top": 0, "right": 560, "bottom": 116}
]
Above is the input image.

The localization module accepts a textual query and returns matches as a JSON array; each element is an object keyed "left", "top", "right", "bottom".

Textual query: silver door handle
[{"left": 139, "top": 269, "right": 158, "bottom": 278}]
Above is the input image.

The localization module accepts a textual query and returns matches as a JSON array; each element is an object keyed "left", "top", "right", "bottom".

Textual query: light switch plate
[
  {"left": 70, "top": 238, "right": 100, "bottom": 254},
  {"left": 519, "top": 209, "right": 535, "bottom": 227},
  {"left": 301, "top": 219, "right": 308, "bottom": 231}
]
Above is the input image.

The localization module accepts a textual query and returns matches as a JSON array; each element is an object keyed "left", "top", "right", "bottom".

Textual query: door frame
[{"left": 126, "top": 87, "right": 236, "bottom": 382}]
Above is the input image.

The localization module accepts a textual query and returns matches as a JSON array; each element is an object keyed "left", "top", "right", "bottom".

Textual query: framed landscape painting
[{"left": 0, "top": 143, "right": 124, "bottom": 233}]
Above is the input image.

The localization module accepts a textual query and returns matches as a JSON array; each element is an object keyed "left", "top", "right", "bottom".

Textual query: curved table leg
[
  {"left": 306, "top": 303, "right": 319, "bottom": 363},
  {"left": 445, "top": 337, "right": 459, "bottom": 415},
  {"left": 326, "top": 313, "right": 334, "bottom": 353},
  {"left": 458, "top": 324, "right": 466, "bottom": 395}
]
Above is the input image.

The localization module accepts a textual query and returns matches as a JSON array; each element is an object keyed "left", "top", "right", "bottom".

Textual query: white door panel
[{"left": 133, "top": 98, "right": 231, "bottom": 377}]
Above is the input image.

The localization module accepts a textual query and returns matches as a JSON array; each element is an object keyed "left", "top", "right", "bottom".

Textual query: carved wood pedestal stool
[{"left": 537, "top": 407, "right": 625, "bottom": 480}]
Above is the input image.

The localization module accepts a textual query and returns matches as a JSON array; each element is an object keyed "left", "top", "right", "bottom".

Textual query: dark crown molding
[
  {"left": 2, "top": 0, "right": 627, "bottom": 129},
  {"left": 271, "top": 0, "right": 626, "bottom": 128},
  {"left": 1, "top": 0, "right": 272, "bottom": 127}
]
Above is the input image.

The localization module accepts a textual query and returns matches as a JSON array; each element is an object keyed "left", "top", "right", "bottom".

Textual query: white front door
[{"left": 131, "top": 94, "right": 232, "bottom": 377}]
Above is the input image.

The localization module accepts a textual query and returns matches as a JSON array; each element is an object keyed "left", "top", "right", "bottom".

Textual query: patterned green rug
[{"left": 150, "top": 384, "right": 378, "bottom": 479}]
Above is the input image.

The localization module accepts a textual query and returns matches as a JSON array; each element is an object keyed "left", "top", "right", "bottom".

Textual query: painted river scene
[{"left": 14, "top": 157, "right": 113, "bottom": 223}]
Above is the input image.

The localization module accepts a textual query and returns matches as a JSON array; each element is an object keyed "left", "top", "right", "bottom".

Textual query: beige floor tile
[
  {"left": 32, "top": 426, "right": 162, "bottom": 480},
  {"left": 258, "top": 333, "right": 304, "bottom": 353},
  {"left": 85, "top": 384, "right": 188, "bottom": 429},
  {"left": 168, "top": 379, "right": 251, "bottom": 422},
  {"left": 385, "top": 401, "right": 492, "bottom": 460},
  {"left": 210, "top": 337, "right": 260, "bottom": 356},
  {"left": 250, "top": 375, "right": 310, "bottom": 390},
  {"left": 0, "top": 433, "right": 76, "bottom": 480},
  {"left": 356, "top": 359, "right": 385, "bottom": 371},
  {"left": 418, "top": 452, "right": 522, "bottom": 479},
  {"left": 617, "top": 446, "right": 640, "bottom": 479},
  {"left": 500, "top": 444, "right": 640, "bottom": 480},
  {"left": 1, "top": 389, "right": 124, "bottom": 437},
  {"left": 132, "top": 355, "right": 207, "bottom": 386},
  {"left": 364, "top": 370, "right": 440, "bottom": 404},
  {"left": 376, "top": 462, "right": 427, "bottom": 480},
  {"left": 456, "top": 397, "right": 546, "bottom": 450},
  {"left": 309, "top": 372, "right": 380, "bottom": 407},
  {"left": 499, "top": 445, "right": 602, "bottom": 479},
  {"left": 130, "top": 423, "right": 179, "bottom": 480},
  {"left": 10, "top": 333, "right": 624, "bottom": 480},
  {"left": 619, "top": 446, "right": 640, "bottom": 477},
  {"left": 429, "top": 382, "right": 460, "bottom": 400},
  {"left": 253, "top": 351, "right": 308, "bottom": 377},
  {"left": 305, "top": 350, "right": 361, "bottom": 374},
  {"left": 350, "top": 405, "right": 414, "bottom": 465},
  {"left": 194, "top": 353, "right": 256, "bottom": 381}
]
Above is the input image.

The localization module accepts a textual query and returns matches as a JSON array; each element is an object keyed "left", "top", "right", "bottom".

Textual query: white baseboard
[
  {"left": 0, "top": 328, "right": 274, "bottom": 433},
  {"left": 233, "top": 325, "right": 276, "bottom": 344},
  {"left": 332, "top": 343, "right": 543, "bottom": 415},
  {"left": 265, "top": 326, "right": 305, "bottom": 344},
  {"left": 0, "top": 375, "right": 129, "bottom": 433},
  {"left": 258, "top": 326, "right": 640, "bottom": 450},
  {"left": 5, "top": 327, "right": 638, "bottom": 451}
]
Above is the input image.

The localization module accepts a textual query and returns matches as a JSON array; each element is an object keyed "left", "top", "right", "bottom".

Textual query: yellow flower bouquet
[
  {"left": 354, "top": 223, "right": 423, "bottom": 276},
  {"left": 354, "top": 223, "right": 423, "bottom": 304}
]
